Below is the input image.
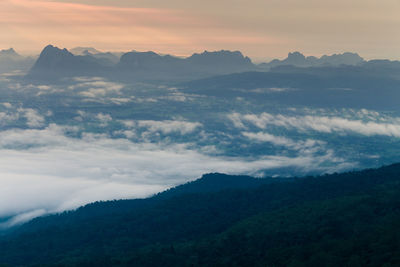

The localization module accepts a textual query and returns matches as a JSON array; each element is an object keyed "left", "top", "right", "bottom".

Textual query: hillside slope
[{"left": 0, "top": 164, "right": 400, "bottom": 266}]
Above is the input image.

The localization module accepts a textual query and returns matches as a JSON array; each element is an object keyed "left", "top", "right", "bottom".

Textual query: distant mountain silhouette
[
  {"left": 70, "top": 47, "right": 102, "bottom": 55},
  {"left": 29, "top": 45, "right": 110, "bottom": 78},
  {"left": 362, "top": 59, "right": 400, "bottom": 79},
  {"left": 118, "top": 51, "right": 184, "bottom": 71},
  {"left": 70, "top": 47, "right": 121, "bottom": 65},
  {"left": 0, "top": 48, "right": 35, "bottom": 74},
  {"left": 260, "top": 51, "right": 364, "bottom": 69},
  {"left": 28, "top": 45, "right": 256, "bottom": 81},
  {"left": 182, "top": 61, "right": 400, "bottom": 110},
  {"left": 82, "top": 50, "right": 120, "bottom": 65},
  {"left": 117, "top": 49, "right": 256, "bottom": 81},
  {"left": 186, "top": 50, "right": 253, "bottom": 70},
  {"left": 28, "top": 46, "right": 394, "bottom": 83},
  {"left": 0, "top": 48, "right": 22, "bottom": 59}
]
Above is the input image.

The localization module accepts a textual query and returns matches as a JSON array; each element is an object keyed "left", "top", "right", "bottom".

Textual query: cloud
[
  {"left": 119, "top": 119, "right": 203, "bottom": 136},
  {"left": 0, "top": 124, "right": 78, "bottom": 148},
  {"left": 96, "top": 113, "right": 112, "bottom": 126},
  {"left": 227, "top": 113, "right": 247, "bottom": 129},
  {"left": 0, "top": 209, "right": 46, "bottom": 229},
  {"left": 242, "top": 131, "right": 325, "bottom": 153},
  {"left": 0, "top": 111, "right": 19, "bottom": 125},
  {"left": 6, "top": 78, "right": 126, "bottom": 102},
  {"left": 0, "top": 0, "right": 281, "bottom": 58},
  {"left": 2, "top": 102, "right": 12, "bottom": 108},
  {"left": 243, "top": 131, "right": 296, "bottom": 147},
  {"left": 230, "top": 112, "right": 400, "bottom": 137},
  {"left": 19, "top": 108, "right": 45, "bottom": 128},
  {"left": 109, "top": 97, "right": 133, "bottom": 105},
  {"left": 70, "top": 77, "right": 124, "bottom": 98},
  {"left": 0, "top": 123, "right": 352, "bottom": 225},
  {"left": 137, "top": 120, "right": 202, "bottom": 135},
  {"left": 160, "top": 92, "right": 189, "bottom": 102},
  {"left": 236, "top": 87, "right": 293, "bottom": 94},
  {"left": 0, "top": 107, "right": 46, "bottom": 128}
]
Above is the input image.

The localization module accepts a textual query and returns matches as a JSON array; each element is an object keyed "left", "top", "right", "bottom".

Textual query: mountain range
[
  {"left": 28, "top": 45, "right": 256, "bottom": 81},
  {"left": 260, "top": 51, "right": 365, "bottom": 69},
  {"left": 22, "top": 45, "right": 375, "bottom": 82},
  {"left": 182, "top": 60, "right": 400, "bottom": 110}
]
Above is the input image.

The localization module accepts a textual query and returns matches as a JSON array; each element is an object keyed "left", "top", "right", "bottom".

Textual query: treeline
[{"left": 0, "top": 165, "right": 400, "bottom": 266}]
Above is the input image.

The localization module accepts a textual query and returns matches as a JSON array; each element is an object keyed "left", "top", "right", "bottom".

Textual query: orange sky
[{"left": 1, "top": 0, "right": 400, "bottom": 60}]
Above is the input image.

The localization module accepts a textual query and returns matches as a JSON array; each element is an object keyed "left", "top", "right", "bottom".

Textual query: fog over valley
[{"left": 0, "top": 45, "right": 399, "bottom": 227}]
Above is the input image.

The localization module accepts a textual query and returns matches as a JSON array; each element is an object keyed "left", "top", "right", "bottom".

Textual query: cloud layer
[
  {"left": 1, "top": 83, "right": 394, "bottom": 228},
  {"left": 0, "top": 122, "right": 352, "bottom": 226},
  {"left": 229, "top": 112, "right": 400, "bottom": 138}
]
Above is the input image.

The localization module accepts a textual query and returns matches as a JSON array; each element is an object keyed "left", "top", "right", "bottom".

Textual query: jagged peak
[
  {"left": 190, "top": 50, "right": 246, "bottom": 58},
  {"left": 287, "top": 51, "right": 306, "bottom": 60},
  {"left": 40, "top": 45, "right": 72, "bottom": 56}
]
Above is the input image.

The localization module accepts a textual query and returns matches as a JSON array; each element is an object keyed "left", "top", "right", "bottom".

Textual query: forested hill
[{"left": 1, "top": 164, "right": 400, "bottom": 266}]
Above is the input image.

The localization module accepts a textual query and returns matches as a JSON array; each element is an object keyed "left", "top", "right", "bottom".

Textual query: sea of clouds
[
  {"left": 1, "top": 77, "right": 400, "bottom": 227},
  {"left": 0, "top": 120, "right": 354, "bottom": 228}
]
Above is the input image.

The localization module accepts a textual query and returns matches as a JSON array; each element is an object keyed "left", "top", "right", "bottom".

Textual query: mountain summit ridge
[
  {"left": 28, "top": 45, "right": 257, "bottom": 81},
  {"left": 263, "top": 51, "right": 365, "bottom": 68}
]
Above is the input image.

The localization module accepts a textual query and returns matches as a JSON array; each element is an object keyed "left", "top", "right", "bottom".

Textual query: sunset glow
[{"left": 1, "top": 0, "right": 400, "bottom": 63}]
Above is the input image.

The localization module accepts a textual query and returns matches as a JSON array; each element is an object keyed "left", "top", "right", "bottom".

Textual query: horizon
[
  {"left": 1, "top": 43, "right": 396, "bottom": 63},
  {"left": 1, "top": 0, "right": 400, "bottom": 60}
]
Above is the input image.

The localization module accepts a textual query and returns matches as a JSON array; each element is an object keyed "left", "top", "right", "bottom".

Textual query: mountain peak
[
  {"left": 0, "top": 48, "right": 19, "bottom": 56},
  {"left": 0, "top": 48, "right": 23, "bottom": 61},
  {"left": 265, "top": 51, "right": 364, "bottom": 68},
  {"left": 118, "top": 50, "right": 176, "bottom": 70},
  {"left": 31, "top": 45, "right": 74, "bottom": 70},
  {"left": 70, "top": 47, "right": 101, "bottom": 55},
  {"left": 319, "top": 52, "right": 364, "bottom": 65},
  {"left": 40, "top": 45, "right": 72, "bottom": 56},
  {"left": 188, "top": 50, "right": 253, "bottom": 66},
  {"left": 190, "top": 50, "right": 247, "bottom": 59},
  {"left": 287, "top": 51, "right": 306, "bottom": 60},
  {"left": 285, "top": 51, "right": 307, "bottom": 65},
  {"left": 29, "top": 45, "right": 107, "bottom": 77}
]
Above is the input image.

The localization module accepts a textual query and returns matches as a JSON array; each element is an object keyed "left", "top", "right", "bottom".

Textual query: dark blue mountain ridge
[
  {"left": 27, "top": 45, "right": 396, "bottom": 84},
  {"left": 186, "top": 50, "right": 253, "bottom": 67},
  {"left": 182, "top": 62, "right": 400, "bottom": 110},
  {"left": 118, "top": 50, "right": 184, "bottom": 70}
]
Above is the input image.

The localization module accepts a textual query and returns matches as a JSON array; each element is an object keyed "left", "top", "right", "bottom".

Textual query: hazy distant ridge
[
  {"left": 0, "top": 48, "right": 35, "bottom": 73},
  {"left": 20, "top": 45, "right": 400, "bottom": 82},
  {"left": 259, "top": 51, "right": 365, "bottom": 69}
]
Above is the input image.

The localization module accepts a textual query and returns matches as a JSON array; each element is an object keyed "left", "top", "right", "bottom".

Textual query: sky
[{"left": 1, "top": 0, "right": 400, "bottom": 62}]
